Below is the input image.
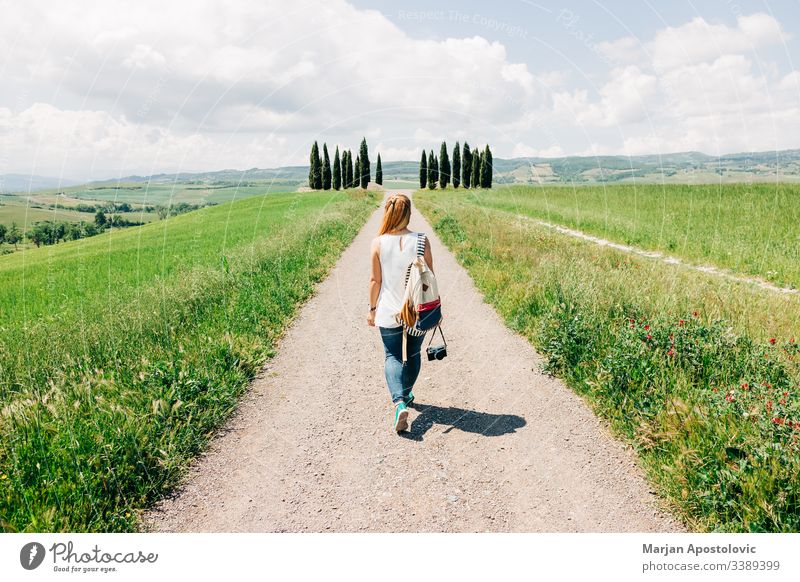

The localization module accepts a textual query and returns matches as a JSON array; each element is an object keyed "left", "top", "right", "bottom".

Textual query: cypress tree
[
  {"left": 433, "top": 155, "right": 439, "bottom": 186},
  {"left": 342, "top": 150, "right": 349, "bottom": 188},
  {"left": 471, "top": 147, "right": 480, "bottom": 189},
  {"left": 452, "top": 141, "right": 461, "bottom": 188},
  {"left": 322, "top": 143, "right": 332, "bottom": 190},
  {"left": 309, "top": 141, "right": 322, "bottom": 189},
  {"left": 482, "top": 145, "right": 493, "bottom": 188},
  {"left": 375, "top": 153, "right": 383, "bottom": 185},
  {"left": 439, "top": 141, "right": 450, "bottom": 189},
  {"left": 427, "top": 150, "right": 436, "bottom": 189},
  {"left": 462, "top": 141, "right": 472, "bottom": 188},
  {"left": 347, "top": 150, "right": 354, "bottom": 188},
  {"left": 359, "top": 137, "right": 370, "bottom": 188},
  {"left": 354, "top": 154, "right": 361, "bottom": 188},
  {"left": 333, "top": 146, "right": 341, "bottom": 190},
  {"left": 419, "top": 150, "right": 427, "bottom": 188}
]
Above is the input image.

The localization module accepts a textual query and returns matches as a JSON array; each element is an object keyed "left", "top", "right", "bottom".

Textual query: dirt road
[{"left": 144, "top": 190, "right": 683, "bottom": 532}]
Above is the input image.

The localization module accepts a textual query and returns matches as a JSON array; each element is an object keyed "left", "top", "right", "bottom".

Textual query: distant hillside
[
  {"left": 0, "top": 174, "right": 82, "bottom": 192},
  {"left": 108, "top": 148, "right": 800, "bottom": 187},
  {"left": 5, "top": 148, "right": 800, "bottom": 196}
]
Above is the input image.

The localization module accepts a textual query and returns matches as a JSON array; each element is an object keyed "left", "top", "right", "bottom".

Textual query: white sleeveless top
[{"left": 375, "top": 231, "right": 423, "bottom": 328}]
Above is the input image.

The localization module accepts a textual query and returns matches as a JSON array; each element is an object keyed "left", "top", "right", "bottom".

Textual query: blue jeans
[{"left": 379, "top": 326, "right": 426, "bottom": 403}]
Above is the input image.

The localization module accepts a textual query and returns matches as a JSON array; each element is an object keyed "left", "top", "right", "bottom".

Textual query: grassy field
[
  {"left": 483, "top": 183, "right": 800, "bottom": 289},
  {"left": 0, "top": 188, "right": 376, "bottom": 532},
  {"left": 416, "top": 188, "right": 800, "bottom": 532},
  {"left": 0, "top": 198, "right": 157, "bottom": 225},
  {"left": 29, "top": 179, "right": 302, "bottom": 206}
]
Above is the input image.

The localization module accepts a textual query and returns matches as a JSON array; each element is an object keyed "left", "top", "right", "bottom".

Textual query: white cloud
[
  {"left": 553, "top": 12, "right": 800, "bottom": 156},
  {"left": 597, "top": 36, "right": 645, "bottom": 66},
  {"left": 0, "top": 0, "right": 556, "bottom": 178},
  {"left": 649, "top": 13, "right": 788, "bottom": 71},
  {"left": 0, "top": 3, "right": 797, "bottom": 179},
  {"left": 554, "top": 66, "right": 658, "bottom": 126},
  {"left": 512, "top": 143, "right": 564, "bottom": 158}
]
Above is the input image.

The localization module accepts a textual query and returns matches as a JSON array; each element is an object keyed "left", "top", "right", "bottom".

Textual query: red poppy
[
  {"left": 679, "top": 319, "right": 685, "bottom": 326},
  {"left": 644, "top": 324, "right": 650, "bottom": 331},
  {"left": 769, "top": 338, "right": 777, "bottom": 345},
  {"left": 692, "top": 311, "right": 699, "bottom": 317},
  {"left": 646, "top": 334, "right": 652, "bottom": 340}
]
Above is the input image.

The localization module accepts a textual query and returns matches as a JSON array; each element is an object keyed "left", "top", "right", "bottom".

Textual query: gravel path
[{"left": 144, "top": 190, "right": 683, "bottom": 533}]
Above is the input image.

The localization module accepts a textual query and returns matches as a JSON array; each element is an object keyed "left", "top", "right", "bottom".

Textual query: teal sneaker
[
  {"left": 404, "top": 391, "right": 415, "bottom": 406},
  {"left": 394, "top": 402, "right": 409, "bottom": 433}
]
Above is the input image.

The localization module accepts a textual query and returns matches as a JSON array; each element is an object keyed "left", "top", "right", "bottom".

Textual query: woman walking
[{"left": 367, "top": 193, "right": 435, "bottom": 433}]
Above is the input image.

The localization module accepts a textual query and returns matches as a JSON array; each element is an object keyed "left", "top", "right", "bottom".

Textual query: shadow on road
[{"left": 401, "top": 403, "right": 526, "bottom": 441}]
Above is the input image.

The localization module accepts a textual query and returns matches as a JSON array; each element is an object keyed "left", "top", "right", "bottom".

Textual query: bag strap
[
  {"left": 416, "top": 232, "right": 426, "bottom": 258},
  {"left": 426, "top": 324, "right": 446, "bottom": 348}
]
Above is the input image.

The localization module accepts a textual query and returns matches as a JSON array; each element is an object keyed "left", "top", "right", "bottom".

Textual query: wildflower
[
  {"left": 712, "top": 387, "right": 719, "bottom": 393},
  {"left": 726, "top": 393, "right": 735, "bottom": 402},
  {"left": 644, "top": 324, "right": 650, "bottom": 331},
  {"left": 679, "top": 319, "right": 685, "bottom": 326},
  {"left": 772, "top": 417, "right": 785, "bottom": 425},
  {"left": 741, "top": 382, "right": 749, "bottom": 390},
  {"left": 767, "top": 400, "right": 773, "bottom": 411},
  {"left": 769, "top": 338, "right": 777, "bottom": 345},
  {"left": 646, "top": 334, "right": 652, "bottom": 340},
  {"left": 667, "top": 348, "right": 675, "bottom": 357},
  {"left": 692, "top": 311, "right": 699, "bottom": 317},
  {"left": 784, "top": 391, "right": 789, "bottom": 397}
]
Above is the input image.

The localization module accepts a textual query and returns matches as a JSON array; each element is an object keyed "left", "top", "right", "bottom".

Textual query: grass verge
[
  {"left": 416, "top": 188, "right": 800, "bottom": 532},
  {"left": 0, "top": 189, "right": 376, "bottom": 532}
]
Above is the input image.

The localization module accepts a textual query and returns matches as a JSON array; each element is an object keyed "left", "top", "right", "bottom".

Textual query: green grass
[
  {"left": 0, "top": 188, "right": 376, "bottom": 532},
  {"left": 416, "top": 188, "right": 800, "bottom": 532},
  {"left": 28, "top": 180, "right": 303, "bottom": 207},
  {"left": 484, "top": 183, "right": 800, "bottom": 289},
  {"left": 0, "top": 198, "right": 92, "bottom": 226}
]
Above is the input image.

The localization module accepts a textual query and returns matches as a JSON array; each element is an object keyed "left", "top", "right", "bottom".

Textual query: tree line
[
  {"left": 0, "top": 210, "right": 147, "bottom": 250},
  {"left": 308, "top": 137, "right": 382, "bottom": 190},
  {"left": 420, "top": 141, "right": 492, "bottom": 190}
]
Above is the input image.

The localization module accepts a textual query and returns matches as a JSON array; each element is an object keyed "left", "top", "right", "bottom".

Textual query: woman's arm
[{"left": 367, "top": 237, "right": 381, "bottom": 326}]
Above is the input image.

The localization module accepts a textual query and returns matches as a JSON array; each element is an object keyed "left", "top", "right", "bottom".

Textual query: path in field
[
  {"left": 517, "top": 214, "right": 797, "bottom": 295},
  {"left": 144, "top": 190, "right": 682, "bottom": 533}
]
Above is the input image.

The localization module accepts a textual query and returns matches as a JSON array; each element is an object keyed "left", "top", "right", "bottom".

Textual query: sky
[{"left": 0, "top": 0, "right": 799, "bottom": 181}]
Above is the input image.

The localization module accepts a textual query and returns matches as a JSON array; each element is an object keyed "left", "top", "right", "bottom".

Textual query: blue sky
[
  {"left": 367, "top": 0, "right": 799, "bottom": 79},
  {"left": 1, "top": 0, "right": 799, "bottom": 180}
]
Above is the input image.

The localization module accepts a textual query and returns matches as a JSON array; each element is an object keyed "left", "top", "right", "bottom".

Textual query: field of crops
[
  {"left": 482, "top": 183, "right": 800, "bottom": 289},
  {"left": 0, "top": 188, "right": 376, "bottom": 532},
  {"left": 416, "top": 187, "right": 800, "bottom": 532}
]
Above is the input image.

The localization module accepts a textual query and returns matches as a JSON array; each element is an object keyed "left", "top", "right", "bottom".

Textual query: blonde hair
[{"left": 378, "top": 194, "right": 411, "bottom": 235}]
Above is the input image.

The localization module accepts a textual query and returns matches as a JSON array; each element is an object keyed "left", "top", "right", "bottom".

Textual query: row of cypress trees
[
  {"left": 308, "top": 138, "right": 382, "bottom": 190},
  {"left": 419, "top": 141, "right": 493, "bottom": 190}
]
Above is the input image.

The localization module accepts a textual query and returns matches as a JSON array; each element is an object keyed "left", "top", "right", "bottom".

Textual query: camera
[
  {"left": 427, "top": 344, "right": 447, "bottom": 361},
  {"left": 425, "top": 325, "right": 448, "bottom": 361}
]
